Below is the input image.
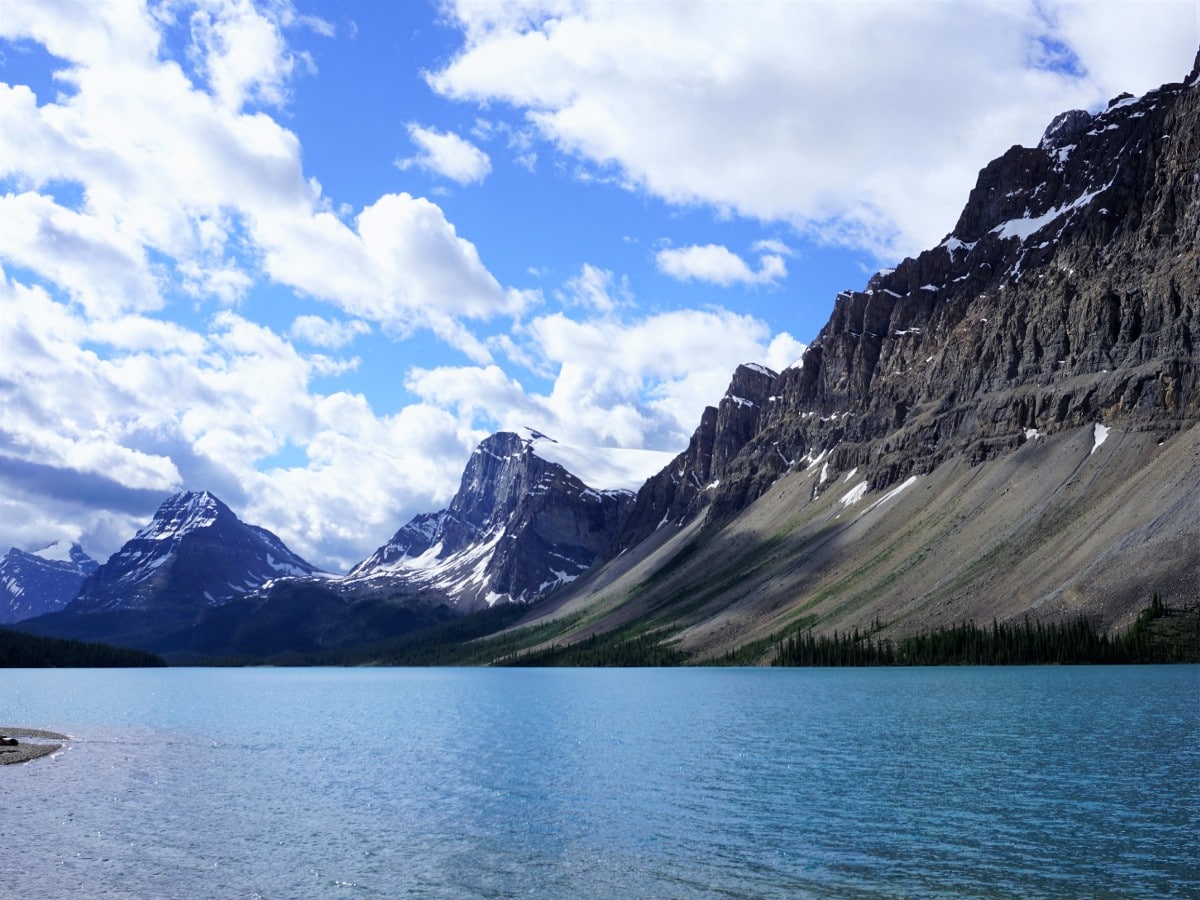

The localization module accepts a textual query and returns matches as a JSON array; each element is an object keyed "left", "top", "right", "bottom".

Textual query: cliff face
[
  {"left": 651, "top": 64, "right": 1200, "bottom": 526},
  {"left": 618, "top": 363, "right": 777, "bottom": 549},
  {"left": 349, "top": 431, "right": 634, "bottom": 609},
  {"left": 512, "top": 59, "right": 1200, "bottom": 660}
]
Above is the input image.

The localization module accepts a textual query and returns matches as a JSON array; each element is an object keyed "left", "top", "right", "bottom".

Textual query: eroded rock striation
[{"left": 630, "top": 59, "right": 1200, "bottom": 530}]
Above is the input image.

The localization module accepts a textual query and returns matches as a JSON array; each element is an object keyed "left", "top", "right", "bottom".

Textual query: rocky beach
[{"left": 0, "top": 728, "right": 66, "bottom": 764}]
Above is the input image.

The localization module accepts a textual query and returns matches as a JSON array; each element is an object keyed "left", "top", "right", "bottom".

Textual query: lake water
[{"left": 1, "top": 666, "right": 1197, "bottom": 898}]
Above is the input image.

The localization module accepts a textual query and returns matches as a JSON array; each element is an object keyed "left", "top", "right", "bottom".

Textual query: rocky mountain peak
[
  {"left": 615, "top": 363, "right": 779, "bottom": 549},
  {"left": 136, "top": 490, "right": 227, "bottom": 541},
  {"left": 1038, "top": 108, "right": 1092, "bottom": 150},
  {"left": 31, "top": 540, "right": 99, "bottom": 571},
  {"left": 623, "top": 58, "right": 1200, "bottom": 532},
  {"left": 349, "top": 431, "right": 635, "bottom": 608},
  {"left": 1, "top": 542, "right": 99, "bottom": 624},
  {"left": 67, "top": 490, "right": 318, "bottom": 614}
]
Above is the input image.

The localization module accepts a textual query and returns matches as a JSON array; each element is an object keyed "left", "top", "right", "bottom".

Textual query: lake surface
[{"left": 2, "top": 666, "right": 1197, "bottom": 898}]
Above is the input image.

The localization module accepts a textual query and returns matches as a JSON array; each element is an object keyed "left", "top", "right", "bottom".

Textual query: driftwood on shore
[{"left": 0, "top": 728, "right": 68, "bottom": 765}]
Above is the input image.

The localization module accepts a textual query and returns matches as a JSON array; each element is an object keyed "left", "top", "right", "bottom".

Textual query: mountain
[
  {"left": 144, "top": 431, "right": 656, "bottom": 659},
  {"left": 0, "top": 542, "right": 98, "bottom": 624},
  {"left": 17, "top": 491, "right": 321, "bottom": 650},
  {"left": 490, "top": 55, "right": 1200, "bottom": 662},
  {"left": 68, "top": 490, "right": 321, "bottom": 613},
  {"left": 345, "top": 430, "right": 641, "bottom": 609},
  {"left": 15, "top": 61, "right": 1200, "bottom": 665}
]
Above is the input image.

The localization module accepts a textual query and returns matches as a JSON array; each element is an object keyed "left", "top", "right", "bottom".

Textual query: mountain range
[
  {"left": 11, "top": 54, "right": 1200, "bottom": 662},
  {"left": 1, "top": 541, "right": 98, "bottom": 624}
]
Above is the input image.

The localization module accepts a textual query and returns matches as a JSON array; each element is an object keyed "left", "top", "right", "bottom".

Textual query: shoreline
[{"left": 0, "top": 727, "right": 68, "bottom": 765}]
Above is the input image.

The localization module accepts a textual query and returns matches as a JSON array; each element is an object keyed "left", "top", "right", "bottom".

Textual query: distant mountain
[
  {"left": 16, "top": 491, "right": 321, "bottom": 652},
  {"left": 67, "top": 490, "right": 320, "bottom": 614},
  {"left": 0, "top": 541, "right": 98, "bottom": 624},
  {"left": 346, "top": 430, "right": 642, "bottom": 610},
  {"left": 148, "top": 432, "right": 657, "bottom": 659}
]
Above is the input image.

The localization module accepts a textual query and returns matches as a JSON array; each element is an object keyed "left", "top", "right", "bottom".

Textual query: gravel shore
[{"left": 0, "top": 728, "right": 68, "bottom": 765}]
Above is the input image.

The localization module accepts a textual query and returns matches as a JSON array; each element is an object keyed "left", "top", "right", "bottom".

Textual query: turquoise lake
[{"left": 2, "top": 665, "right": 1197, "bottom": 898}]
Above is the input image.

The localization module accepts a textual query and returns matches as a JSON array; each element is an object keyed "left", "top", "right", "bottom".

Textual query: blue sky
[{"left": 1, "top": 1, "right": 1196, "bottom": 571}]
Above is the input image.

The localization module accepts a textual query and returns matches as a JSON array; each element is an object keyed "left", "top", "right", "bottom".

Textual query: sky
[{"left": 1, "top": 1, "right": 1196, "bottom": 573}]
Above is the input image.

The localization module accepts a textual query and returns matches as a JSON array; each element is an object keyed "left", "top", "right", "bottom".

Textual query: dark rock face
[
  {"left": 349, "top": 432, "right": 635, "bottom": 609},
  {"left": 0, "top": 542, "right": 98, "bottom": 624},
  {"left": 632, "top": 65, "right": 1200, "bottom": 529},
  {"left": 618, "top": 363, "right": 776, "bottom": 549},
  {"left": 67, "top": 491, "right": 319, "bottom": 614}
]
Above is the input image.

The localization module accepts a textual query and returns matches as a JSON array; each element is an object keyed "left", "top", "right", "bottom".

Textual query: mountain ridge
[
  {"left": 495, "top": 57, "right": 1200, "bottom": 661},
  {"left": 0, "top": 542, "right": 98, "bottom": 624},
  {"left": 10, "top": 57, "right": 1200, "bottom": 662}
]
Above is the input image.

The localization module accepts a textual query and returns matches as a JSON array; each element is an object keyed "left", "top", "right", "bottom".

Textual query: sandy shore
[{"left": 0, "top": 727, "right": 68, "bottom": 765}]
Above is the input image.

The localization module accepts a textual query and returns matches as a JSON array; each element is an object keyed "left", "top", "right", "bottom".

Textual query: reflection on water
[{"left": 2, "top": 666, "right": 1197, "bottom": 898}]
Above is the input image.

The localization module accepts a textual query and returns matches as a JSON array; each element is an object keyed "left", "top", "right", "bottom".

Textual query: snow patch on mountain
[
  {"left": 526, "top": 431, "right": 673, "bottom": 492},
  {"left": 0, "top": 542, "right": 99, "bottom": 623},
  {"left": 992, "top": 181, "right": 1113, "bottom": 243},
  {"left": 32, "top": 541, "right": 77, "bottom": 563}
]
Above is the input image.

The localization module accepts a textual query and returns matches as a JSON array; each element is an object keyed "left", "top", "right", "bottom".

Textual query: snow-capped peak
[
  {"left": 523, "top": 429, "right": 674, "bottom": 493},
  {"left": 32, "top": 540, "right": 79, "bottom": 563},
  {"left": 136, "top": 490, "right": 224, "bottom": 541}
]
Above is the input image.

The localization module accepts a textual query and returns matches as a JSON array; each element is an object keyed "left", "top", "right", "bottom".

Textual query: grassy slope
[{"left": 482, "top": 421, "right": 1200, "bottom": 664}]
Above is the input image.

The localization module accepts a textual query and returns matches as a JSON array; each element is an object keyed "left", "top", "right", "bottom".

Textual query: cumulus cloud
[
  {"left": 398, "top": 123, "right": 493, "bottom": 184},
  {"left": 556, "top": 263, "right": 628, "bottom": 311},
  {"left": 656, "top": 243, "right": 786, "bottom": 287},
  {"left": 289, "top": 315, "right": 371, "bottom": 349},
  {"left": 0, "top": 1, "right": 524, "bottom": 343},
  {"left": 417, "top": 306, "right": 806, "bottom": 452},
  {"left": 186, "top": 0, "right": 324, "bottom": 111},
  {"left": 0, "top": 268, "right": 481, "bottom": 571},
  {"left": 431, "top": 0, "right": 1198, "bottom": 259}
]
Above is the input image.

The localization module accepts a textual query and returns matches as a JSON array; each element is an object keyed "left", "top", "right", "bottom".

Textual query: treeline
[
  {"left": 773, "top": 595, "right": 1199, "bottom": 666},
  {"left": 0, "top": 628, "right": 166, "bottom": 667},
  {"left": 201, "top": 602, "right": 533, "bottom": 667}
]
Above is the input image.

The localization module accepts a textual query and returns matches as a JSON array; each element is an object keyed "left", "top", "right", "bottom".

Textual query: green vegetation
[
  {"left": 199, "top": 591, "right": 1199, "bottom": 669},
  {"left": 497, "top": 623, "right": 688, "bottom": 667},
  {"left": 0, "top": 628, "right": 166, "bottom": 667},
  {"left": 203, "top": 601, "right": 535, "bottom": 666},
  {"left": 772, "top": 595, "right": 1200, "bottom": 666}
]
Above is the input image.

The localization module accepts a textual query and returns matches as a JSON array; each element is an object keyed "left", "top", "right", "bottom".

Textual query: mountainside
[
  {"left": 66, "top": 490, "right": 321, "bottom": 614},
  {"left": 13, "top": 61, "right": 1200, "bottom": 665},
  {"left": 0, "top": 542, "right": 98, "bottom": 624},
  {"left": 346, "top": 430, "right": 637, "bottom": 610},
  {"left": 149, "top": 431, "right": 643, "bottom": 659},
  {"left": 491, "top": 56, "right": 1200, "bottom": 662},
  {"left": 16, "top": 491, "right": 323, "bottom": 652}
]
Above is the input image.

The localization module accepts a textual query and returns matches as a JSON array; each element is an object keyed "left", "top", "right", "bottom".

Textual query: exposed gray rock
[
  {"left": 630, "top": 66, "right": 1200, "bottom": 533},
  {"left": 0, "top": 542, "right": 98, "bottom": 624},
  {"left": 348, "top": 431, "right": 635, "bottom": 610},
  {"left": 67, "top": 491, "right": 320, "bottom": 614}
]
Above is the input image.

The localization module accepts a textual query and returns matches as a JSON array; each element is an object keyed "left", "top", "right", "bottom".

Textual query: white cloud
[
  {"left": 556, "top": 263, "right": 628, "bottom": 311},
  {"left": 289, "top": 315, "right": 371, "bottom": 349},
  {"left": 764, "top": 333, "right": 807, "bottom": 373},
  {"left": 398, "top": 123, "right": 492, "bottom": 184},
  {"left": 0, "top": 191, "right": 163, "bottom": 317},
  {"left": 0, "top": 268, "right": 479, "bottom": 571},
  {"left": 656, "top": 243, "right": 786, "bottom": 287},
  {"left": 0, "top": 2, "right": 524, "bottom": 343},
  {"left": 0, "top": 1, "right": 549, "bottom": 570},
  {"left": 186, "top": 0, "right": 317, "bottom": 111},
  {"left": 431, "top": 0, "right": 1198, "bottom": 260},
  {"left": 416, "top": 306, "right": 800, "bottom": 452}
]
